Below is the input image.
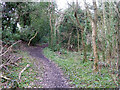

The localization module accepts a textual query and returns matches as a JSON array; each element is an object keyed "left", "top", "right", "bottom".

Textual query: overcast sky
[
  {"left": 56, "top": 0, "right": 94, "bottom": 10},
  {"left": 56, "top": 0, "right": 119, "bottom": 11},
  {"left": 0, "top": 0, "right": 119, "bottom": 10}
]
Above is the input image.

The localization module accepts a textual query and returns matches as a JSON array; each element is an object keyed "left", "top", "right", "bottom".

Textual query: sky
[
  {"left": 56, "top": 0, "right": 93, "bottom": 10},
  {"left": 0, "top": 0, "right": 119, "bottom": 10},
  {"left": 56, "top": 0, "right": 119, "bottom": 11}
]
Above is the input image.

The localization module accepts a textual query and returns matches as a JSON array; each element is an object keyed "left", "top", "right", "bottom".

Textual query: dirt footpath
[{"left": 26, "top": 45, "right": 70, "bottom": 88}]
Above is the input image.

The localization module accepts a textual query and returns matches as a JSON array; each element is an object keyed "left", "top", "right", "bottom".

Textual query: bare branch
[
  {"left": 19, "top": 64, "right": 30, "bottom": 80},
  {"left": 0, "top": 74, "right": 11, "bottom": 80},
  {"left": 74, "top": 0, "right": 84, "bottom": 30},
  {"left": 84, "top": 0, "right": 94, "bottom": 23},
  {"left": 0, "top": 40, "right": 21, "bottom": 57},
  {"left": 113, "top": 2, "right": 120, "bottom": 18}
]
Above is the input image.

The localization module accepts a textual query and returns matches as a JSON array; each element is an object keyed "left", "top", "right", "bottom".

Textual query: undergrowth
[
  {"left": 43, "top": 48, "right": 118, "bottom": 88},
  {"left": 1, "top": 51, "right": 43, "bottom": 88}
]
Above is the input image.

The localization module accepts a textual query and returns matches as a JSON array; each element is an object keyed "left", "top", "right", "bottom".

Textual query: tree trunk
[
  {"left": 75, "top": 0, "right": 87, "bottom": 62},
  {"left": 102, "top": 1, "right": 106, "bottom": 62},
  {"left": 49, "top": 2, "right": 54, "bottom": 48},
  {"left": 50, "top": 14, "right": 53, "bottom": 47},
  {"left": 85, "top": 0, "right": 99, "bottom": 72},
  {"left": 77, "top": 29, "right": 80, "bottom": 51},
  {"left": 67, "top": 30, "right": 73, "bottom": 50},
  {"left": 91, "top": 21, "right": 99, "bottom": 72},
  {"left": 115, "top": 2, "right": 120, "bottom": 78},
  {"left": 75, "top": 18, "right": 87, "bottom": 62},
  {"left": 81, "top": 29, "right": 87, "bottom": 62},
  {"left": 118, "top": 18, "right": 120, "bottom": 81}
]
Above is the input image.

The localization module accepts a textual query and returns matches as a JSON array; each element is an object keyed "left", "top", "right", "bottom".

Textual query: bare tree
[
  {"left": 75, "top": 0, "right": 87, "bottom": 62},
  {"left": 84, "top": 0, "right": 99, "bottom": 72},
  {"left": 114, "top": 1, "right": 120, "bottom": 77}
]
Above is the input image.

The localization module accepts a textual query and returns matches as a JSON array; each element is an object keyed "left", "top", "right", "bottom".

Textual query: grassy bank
[
  {"left": 43, "top": 48, "right": 118, "bottom": 88},
  {"left": 1, "top": 50, "right": 43, "bottom": 88}
]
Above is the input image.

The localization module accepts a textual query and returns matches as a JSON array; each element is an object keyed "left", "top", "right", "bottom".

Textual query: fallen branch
[
  {"left": 0, "top": 63, "right": 10, "bottom": 70},
  {"left": 19, "top": 64, "right": 30, "bottom": 80},
  {"left": 28, "top": 32, "right": 38, "bottom": 46},
  {"left": 0, "top": 40, "right": 21, "bottom": 57},
  {"left": 0, "top": 57, "right": 22, "bottom": 70},
  {"left": 0, "top": 74, "right": 11, "bottom": 80}
]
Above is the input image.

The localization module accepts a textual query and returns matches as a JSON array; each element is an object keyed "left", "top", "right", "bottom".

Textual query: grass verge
[
  {"left": 1, "top": 50, "right": 43, "bottom": 88},
  {"left": 43, "top": 48, "right": 118, "bottom": 88}
]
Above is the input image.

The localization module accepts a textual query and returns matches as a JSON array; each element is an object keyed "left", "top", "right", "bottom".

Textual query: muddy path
[{"left": 25, "top": 44, "right": 70, "bottom": 88}]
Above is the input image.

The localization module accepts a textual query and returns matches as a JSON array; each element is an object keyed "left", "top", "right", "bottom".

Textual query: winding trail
[{"left": 26, "top": 45, "right": 70, "bottom": 88}]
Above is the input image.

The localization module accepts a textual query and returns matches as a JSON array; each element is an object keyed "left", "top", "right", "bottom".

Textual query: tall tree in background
[
  {"left": 85, "top": 0, "right": 99, "bottom": 72},
  {"left": 75, "top": 0, "right": 87, "bottom": 62},
  {"left": 114, "top": 1, "right": 120, "bottom": 77},
  {"left": 101, "top": 1, "right": 106, "bottom": 62},
  {"left": 1, "top": 2, "right": 50, "bottom": 45},
  {"left": 49, "top": 3, "right": 53, "bottom": 48},
  {"left": 48, "top": 2, "right": 57, "bottom": 49}
]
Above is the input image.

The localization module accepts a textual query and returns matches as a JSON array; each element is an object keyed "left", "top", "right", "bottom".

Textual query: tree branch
[
  {"left": 0, "top": 40, "right": 21, "bottom": 57},
  {"left": 28, "top": 32, "right": 38, "bottom": 46},
  {"left": 84, "top": 0, "right": 94, "bottom": 23},
  {"left": 19, "top": 64, "right": 30, "bottom": 80}
]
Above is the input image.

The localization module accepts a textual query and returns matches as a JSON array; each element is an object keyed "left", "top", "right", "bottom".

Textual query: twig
[{"left": 19, "top": 64, "right": 30, "bottom": 80}]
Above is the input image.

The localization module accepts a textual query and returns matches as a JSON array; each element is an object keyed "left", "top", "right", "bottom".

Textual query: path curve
[{"left": 26, "top": 45, "right": 70, "bottom": 88}]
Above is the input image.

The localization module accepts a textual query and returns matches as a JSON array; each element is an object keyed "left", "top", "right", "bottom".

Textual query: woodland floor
[
  {"left": 18, "top": 43, "right": 118, "bottom": 88},
  {"left": 24, "top": 44, "right": 70, "bottom": 88}
]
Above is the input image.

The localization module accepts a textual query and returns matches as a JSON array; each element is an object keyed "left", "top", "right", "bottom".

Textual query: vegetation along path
[{"left": 26, "top": 44, "right": 70, "bottom": 88}]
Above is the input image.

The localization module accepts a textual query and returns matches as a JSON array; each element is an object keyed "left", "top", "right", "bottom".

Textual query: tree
[
  {"left": 114, "top": 1, "right": 120, "bottom": 76},
  {"left": 29, "top": 2, "right": 50, "bottom": 45},
  {"left": 74, "top": 0, "right": 87, "bottom": 62},
  {"left": 1, "top": 2, "right": 31, "bottom": 44},
  {"left": 85, "top": 0, "right": 99, "bottom": 73}
]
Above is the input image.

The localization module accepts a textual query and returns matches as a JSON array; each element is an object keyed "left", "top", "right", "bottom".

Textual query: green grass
[
  {"left": 1, "top": 50, "right": 43, "bottom": 88},
  {"left": 17, "top": 51, "right": 43, "bottom": 88},
  {"left": 43, "top": 48, "right": 118, "bottom": 88}
]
